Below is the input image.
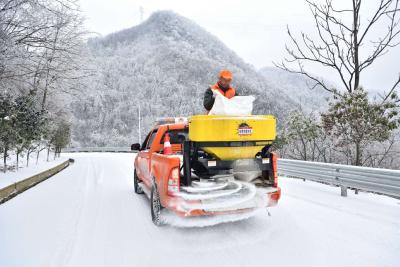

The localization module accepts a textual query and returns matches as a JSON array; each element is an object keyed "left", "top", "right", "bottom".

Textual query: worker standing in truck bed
[{"left": 203, "top": 69, "right": 239, "bottom": 112}]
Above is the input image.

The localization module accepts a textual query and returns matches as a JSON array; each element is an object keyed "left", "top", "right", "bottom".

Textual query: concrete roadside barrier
[{"left": 0, "top": 158, "right": 74, "bottom": 204}]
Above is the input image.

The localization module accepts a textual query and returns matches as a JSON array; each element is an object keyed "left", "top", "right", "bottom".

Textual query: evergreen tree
[
  {"left": 322, "top": 87, "right": 400, "bottom": 166},
  {"left": 13, "top": 95, "right": 47, "bottom": 168},
  {"left": 50, "top": 119, "right": 71, "bottom": 158},
  {"left": 0, "top": 93, "right": 17, "bottom": 172}
]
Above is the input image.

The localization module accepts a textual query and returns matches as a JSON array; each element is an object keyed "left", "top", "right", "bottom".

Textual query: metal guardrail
[
  {"left": 278, "top": 159, "right": 400, "bottom": 198},
  {"left": 62, "top": 147, "right": 132, "bottom": 153}
]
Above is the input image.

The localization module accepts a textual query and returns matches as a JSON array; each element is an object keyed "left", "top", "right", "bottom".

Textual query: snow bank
[{"left": 0, "top": 153, "right": 66, "bottom": 189}]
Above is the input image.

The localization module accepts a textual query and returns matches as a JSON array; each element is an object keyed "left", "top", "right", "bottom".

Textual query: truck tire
[
  {"left": 151, "top": 183, "right": 163, "bottom": 226},
  {"left": 134, "top": 170, "right": 144, "bottom": 194}
]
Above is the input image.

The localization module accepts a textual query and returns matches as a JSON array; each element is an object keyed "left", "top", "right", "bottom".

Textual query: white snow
[
  {"left": 0, "top": 152, "right": 399, "bottom": 267},
  {"left": 160, "top": 208, "right": 265, "bottom": 228},
  {"left": 0, "top": 152, "right": 67, "bottom": 189}
]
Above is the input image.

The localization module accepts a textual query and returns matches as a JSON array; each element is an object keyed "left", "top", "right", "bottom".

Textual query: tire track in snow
[{"left": 50, "top": 156, "right": 93, "bottom": 267}]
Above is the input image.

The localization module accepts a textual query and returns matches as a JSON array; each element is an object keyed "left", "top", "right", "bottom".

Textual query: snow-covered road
[{"left": 0, "top": 153, "right": 399, "bottom": 267}]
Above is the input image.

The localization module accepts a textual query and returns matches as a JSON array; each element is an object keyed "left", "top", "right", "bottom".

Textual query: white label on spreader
[
  {"left": 238, "top": 123, "right": 253, "bottom": 136},
  {"left": 262, "top": 158, "right": 270, "bottom": 164},
  {"left": 208, "top": 161, "right": 217, "bottom": 167}
]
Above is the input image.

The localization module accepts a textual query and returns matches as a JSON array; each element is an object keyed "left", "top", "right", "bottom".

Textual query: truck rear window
[{"left": 160, "top": 129, "right": 188, "bottom": 144}]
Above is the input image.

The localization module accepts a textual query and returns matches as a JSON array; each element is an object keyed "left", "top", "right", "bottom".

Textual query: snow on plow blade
[{"left": 171, "top": 177, "right": 277, "bottom": 215}]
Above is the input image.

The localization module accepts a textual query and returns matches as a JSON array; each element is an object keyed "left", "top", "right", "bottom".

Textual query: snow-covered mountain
[
  {"left": 70, "top": 11, "right": 299, "bottom": 146},
  {"left": 259, "top": 67, "right": 331, "bottom": 111}
]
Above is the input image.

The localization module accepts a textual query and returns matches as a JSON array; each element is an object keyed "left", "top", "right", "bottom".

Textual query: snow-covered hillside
[
  {"left": 260, "top": 66, "right": 331, "bottom": 111},
  {"left": 70, "top": 11, "right": 298, "bottom": 146}
]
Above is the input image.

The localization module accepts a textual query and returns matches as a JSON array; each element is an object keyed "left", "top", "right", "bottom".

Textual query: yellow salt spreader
[{"left": 181, "top": 115, "right": 278, "bottom": 187}]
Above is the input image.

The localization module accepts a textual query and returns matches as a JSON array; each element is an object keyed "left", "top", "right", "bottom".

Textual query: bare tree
[
  {"left": 362, "top": 134, "right": 400, "bottom": 168},
  {"left": 0, "top": 0, "right": 86, "bottom": 99},
  {"left": 276, "top": 0, "right": 400, "bottom": 98}
]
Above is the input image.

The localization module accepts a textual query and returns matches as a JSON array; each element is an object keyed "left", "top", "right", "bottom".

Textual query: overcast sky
[{"left": 79, "top": 0, "right": 400, "bottom": 93}]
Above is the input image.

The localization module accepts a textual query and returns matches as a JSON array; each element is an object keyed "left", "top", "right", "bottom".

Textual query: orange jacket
[
  {"left": 203, "top": 83, "right": 237, "bottom": 111},
  {"left": 210, "top": 83, "right": 236, "bottom": 99}
]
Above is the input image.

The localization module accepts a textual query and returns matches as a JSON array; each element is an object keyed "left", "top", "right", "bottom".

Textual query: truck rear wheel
[
  {"left": 134, "top": 170, "right": 144, "bottom": 194},
  {"left": 151, "top": 183, "right": 163, "bottom": 226}
]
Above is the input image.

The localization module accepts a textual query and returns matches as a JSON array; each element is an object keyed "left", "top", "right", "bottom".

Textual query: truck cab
[{"left": 134, "top": 122, "right": 187, "bottom": 190}]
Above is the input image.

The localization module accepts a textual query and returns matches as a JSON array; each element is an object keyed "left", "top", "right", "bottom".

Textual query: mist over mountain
[
  {"left": 259, "top": 67, "right": 331, "bottom": 111},
  {"left": 70, "top": 11, "right": 310, "bottom": 146}
]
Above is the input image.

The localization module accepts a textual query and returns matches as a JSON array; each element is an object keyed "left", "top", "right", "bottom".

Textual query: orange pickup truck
[{"left": 132, "top": 116, "right": 281, "bottom": 226}]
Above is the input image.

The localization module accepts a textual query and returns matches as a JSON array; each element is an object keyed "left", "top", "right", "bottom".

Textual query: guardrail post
[
  {"left": 335, "top": 168, "right": 339, "bottom": 183},
  {"left": 341, "top": 186, "right": 347, "bottom": 197}
]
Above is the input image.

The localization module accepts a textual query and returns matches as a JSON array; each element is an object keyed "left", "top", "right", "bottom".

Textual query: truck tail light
[
  {"left": 168, "top": 167, "right": 180, "bottom": 196},
  {"left": 271, "top": 152, "right": 278, "bottom": 187}
]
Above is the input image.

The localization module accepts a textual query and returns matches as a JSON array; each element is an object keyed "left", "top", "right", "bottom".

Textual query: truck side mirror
[{"left": 131, "top": 143, "right": 141, "bottom": 151}]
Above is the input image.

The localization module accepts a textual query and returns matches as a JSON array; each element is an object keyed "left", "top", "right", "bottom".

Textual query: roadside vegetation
[
  {"left": 0, "top": 0, "right": 84, "bottom": 172},
  {"left": 276, "top": 0, "right": 400, "bottom": 168}
]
